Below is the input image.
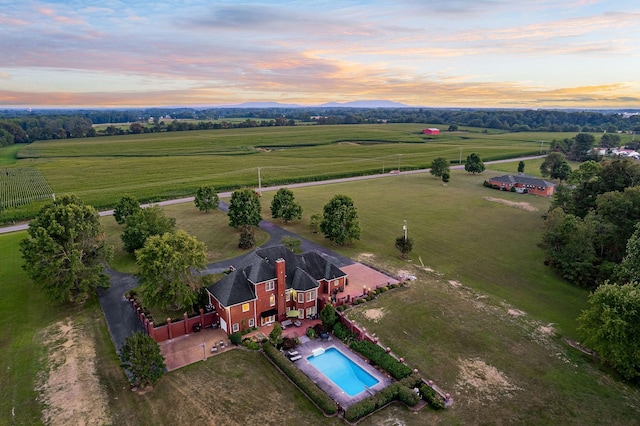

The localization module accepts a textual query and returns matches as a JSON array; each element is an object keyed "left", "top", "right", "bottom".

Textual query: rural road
[{"left": 0, "top": 155, "right": 544, "bottom": 234}]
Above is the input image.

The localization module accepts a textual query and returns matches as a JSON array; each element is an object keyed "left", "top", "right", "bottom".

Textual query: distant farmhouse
[
  {"left": 423, "top": 128, "right": 440, "bottom": 135},
  {"left": 206, "top": 246, "right": 347, "bottom": 335},
  {"left": 487, "top": 174, "right": 555, "bottom": 197}
]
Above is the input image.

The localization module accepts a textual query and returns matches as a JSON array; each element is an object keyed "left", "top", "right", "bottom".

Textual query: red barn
[{"left": 423, "top": 128, "right": 440, "bottom": 135}]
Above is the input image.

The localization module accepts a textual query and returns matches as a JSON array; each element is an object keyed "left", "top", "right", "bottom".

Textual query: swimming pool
[{"left": 307, "top": 347, "right": 379, "bottom": 396}]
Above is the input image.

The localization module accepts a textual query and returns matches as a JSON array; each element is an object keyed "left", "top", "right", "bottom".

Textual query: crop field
[
  {"left": 1, "top": 124, "right": 582, "bottom": 223},
  {"left": 0, "top": 167, "right": 54, "bottom": 210}
]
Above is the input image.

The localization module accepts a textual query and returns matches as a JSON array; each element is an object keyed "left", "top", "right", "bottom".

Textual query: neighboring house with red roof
[
  {"left": 423, "top": 128, "right": 440, "bottom": 135},
  {"left": 206, "top": 245, "right": 347, "bottom": 335},
  {"left": 487, "top": 174, "right": 556, "bottom": 197}
]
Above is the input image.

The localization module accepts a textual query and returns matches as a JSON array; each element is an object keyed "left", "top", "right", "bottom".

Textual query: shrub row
[
  {"left": 262, "top": 342, "right": 337, "bottom": 415},
  {"left": 349, "top": 340, "right": 412, "bottom": 380},
  {"left": 420, "top": 384, "right": 445, "bottom": 410},
  {"left": 344, "top": 382, "right": 420, "bottom": 422},
  {"left": 332, "top": 322, "right": 358, "bottom": 343}
]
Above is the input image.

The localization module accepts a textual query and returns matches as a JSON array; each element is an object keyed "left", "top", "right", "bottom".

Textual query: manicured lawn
[
  {"left": 258, "top": 167, "right": 587, "bottom": 338},
  {"left": 0, "top": 231, "right": 68, "bottom": 424},
  {"left": 349, "top": 272, "right": 640, "bottom": 425}
]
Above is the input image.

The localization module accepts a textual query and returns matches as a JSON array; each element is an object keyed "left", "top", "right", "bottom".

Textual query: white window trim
[
  {"left": 298, "top": 293, "right": 304, "bottom": 303},
  {"left": 307, "top": 290, "right": 316, "bottom": 302},
  {"left": 270, "top": 294, "right": 276, "bottom": 306},
  {"left": 265, "top": 281, "right": 275, "bottom": 291},
  {"left": 232, "top": 323, "right": 239, "bottom": 332},
  {"left": 248, "top": 318, "right": 255, "bottom": 327}
]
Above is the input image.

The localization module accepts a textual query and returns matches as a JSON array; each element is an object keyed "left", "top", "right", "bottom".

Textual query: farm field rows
[
  {"left": 0, "top": 168, "right": 53, "bottom": 210},
  {"left": 1, "top": 125, "right": 579, "bottom": 223}
]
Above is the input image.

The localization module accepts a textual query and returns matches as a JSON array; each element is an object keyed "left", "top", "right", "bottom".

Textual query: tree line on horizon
[{"left": 2, "top": 107, "right": 640, "bottom": 146}]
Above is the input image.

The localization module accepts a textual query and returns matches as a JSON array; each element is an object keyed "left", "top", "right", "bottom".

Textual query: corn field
[{"left": 0, "top": 168, "right": 54, "bottom": 210}]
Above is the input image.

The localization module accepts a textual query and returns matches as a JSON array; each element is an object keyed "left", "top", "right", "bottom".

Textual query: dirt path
[
  {"left": 483, "top": 196, "right": 538, "bottom": 212},
  {"left": 37, "top": 319, "right": 111, "bottom": 426}
]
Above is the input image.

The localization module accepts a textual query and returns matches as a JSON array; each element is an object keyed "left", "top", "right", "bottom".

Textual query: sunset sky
[{"left": 1, "top": 0, "right": 639, "bottom": 108}]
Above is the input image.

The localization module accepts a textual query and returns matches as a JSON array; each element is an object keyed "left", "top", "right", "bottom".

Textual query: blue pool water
[{"left": 307, "top": 347, "right": 379, "bottom": 396}]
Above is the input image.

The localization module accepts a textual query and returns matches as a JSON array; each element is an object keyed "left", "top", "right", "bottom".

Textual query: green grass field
[
  {"left": 2, "top": 125, "right": 640, "bottom": 424},
  {"left": 2, "top": 167, "right": 640, "bottom": 424},
  {"left": 1, "top": 125, "right": 583, "bottom": 223}
]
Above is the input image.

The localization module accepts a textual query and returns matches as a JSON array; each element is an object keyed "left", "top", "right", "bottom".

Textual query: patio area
[
  {"left": 159, "top": 327, "right": 233, "bottom": 371},
  {"left": 333, "top": 262, "right": 399, "bottom": 305}
]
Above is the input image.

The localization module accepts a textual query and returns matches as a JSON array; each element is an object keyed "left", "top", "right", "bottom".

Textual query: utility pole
[
  {"left": 459, "top": 147, "right": 463, "bottom": 164},
  {"left": 540, "top": 141, "right": 543, "bottom": 154},
  {"left": 403, "top": 220, "right": 407, "bottom": 241},
  {"left": 257, "top": 167, "right": 262, "bottom": 196},
  {"left": 397, "top": 154, "right": 402, "bottom": 173}
]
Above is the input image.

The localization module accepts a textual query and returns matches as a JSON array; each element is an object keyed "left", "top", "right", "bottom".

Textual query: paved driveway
[{"left": 97, "top": 269, "right": 144, "bottom": 352}]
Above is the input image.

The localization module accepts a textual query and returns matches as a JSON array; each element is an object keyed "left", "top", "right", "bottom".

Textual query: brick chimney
[{"left": 275, "top": 258, "right": 287, "bottom": 320}]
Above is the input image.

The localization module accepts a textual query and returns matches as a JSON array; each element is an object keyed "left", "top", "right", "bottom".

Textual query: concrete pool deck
[{"left": 291, "top": 337, "right": 393, "bottom": 409}]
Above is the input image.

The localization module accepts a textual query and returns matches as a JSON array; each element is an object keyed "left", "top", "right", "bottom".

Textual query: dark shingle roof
[
  {"left": 207, "top": 269, "right": 256, "bottom": 307},
  {"left": 490, "top": 174, "right": 555, "bottom": 188},
  {"left": 207, "top": 245, "right": 347, "bottom": 306}
]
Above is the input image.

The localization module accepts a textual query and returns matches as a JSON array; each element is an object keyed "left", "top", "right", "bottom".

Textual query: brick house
[
  {"left": 205, "top": 245, "right": 347, "bottom": 335},
  {"left": 488, "top": 174, "right": 555, "bottom": 197}
]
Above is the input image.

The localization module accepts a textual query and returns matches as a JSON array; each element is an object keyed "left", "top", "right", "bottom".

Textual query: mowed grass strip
[
  {"left": 256, "top": 168, "right": 587, "bottom": 338},
  {"left": 0, "top": 231, "right": 68, "bottom": 424}
]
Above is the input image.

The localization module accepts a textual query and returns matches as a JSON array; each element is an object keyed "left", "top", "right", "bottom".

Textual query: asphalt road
[{"left": 0, "top": 155, "right": 545, "bottom": 234}]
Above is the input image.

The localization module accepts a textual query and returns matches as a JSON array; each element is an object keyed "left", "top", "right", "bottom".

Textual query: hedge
[
  {"left": 420, "top": 384, "right": 445, "bottom": 410},
  {"left": 344, "top": 382, "right": 420, "bottom": 422},
  {"left": 262, "top": 342, "right": 337, "bottom": 415},
  {"left": 349, "top": 340, "right": 412, "bottom": 380}
]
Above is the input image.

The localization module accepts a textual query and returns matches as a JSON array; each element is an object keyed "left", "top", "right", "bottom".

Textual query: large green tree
[
  {"left": 137, "top": 230, "right": 207, "bottom": 310},
  {"left": 228, "top": 189, "right": 261, "bottom": 228},
  {"left": 540, "top": 152, "right": 571, "bottom": 180},
  {"left": 577, "top": 282, "right": 640, "bottom": 381},
  {"left": 320, "top": 194, "right": 361, "bottom": 245},
  {"left": 430, "top": 157, "right": 450, "bottom": 179},
  {"left": 540, "top": 207, "right": 597, "bottom": 287},
  {"left": 20, "top": 195, "right": 112, "bottom": 303},
  {"left": 464, "top": 153, "right": 485, "bottom": 174},
  {"left": 119, "top": 332, "right": 166, "bottom": 388},
  {"left": 615, "top": 222, "right": 640, "bottom": 283},
  {"left": 194, "top": 186, "right": 220, "bottom": 213},
  {"left": 601, "top": 133, "right": 621, "bottom": 149},
  {"left": 121, "top": 206, "right": 176, "bottom": 253},
  {"left": 569, "top": 133, "right": 596, "bottom": 161},
  {"left": 113, "top": 195, "right": 142, "bottom": 225},
  {"left": 270, "top": 188, "right": 303, "bottom": 222}
]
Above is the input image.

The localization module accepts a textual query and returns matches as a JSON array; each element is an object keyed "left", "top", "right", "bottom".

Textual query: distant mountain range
[{"left": 219, "top": 100, "right": 413, "bottom": 108}]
